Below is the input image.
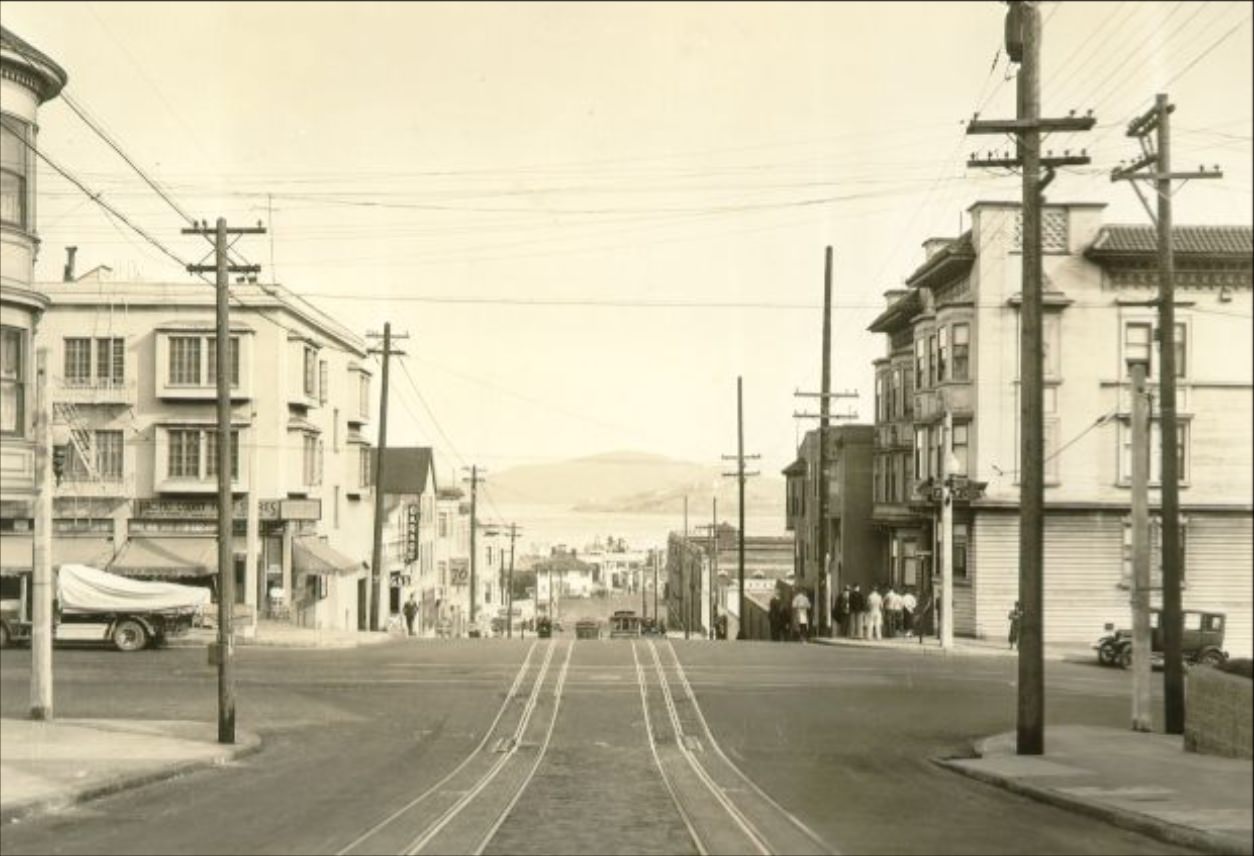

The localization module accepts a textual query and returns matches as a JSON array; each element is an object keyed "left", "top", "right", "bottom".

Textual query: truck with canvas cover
[{"left": 0, "top": 564, "right": 210, "bottom": 652}]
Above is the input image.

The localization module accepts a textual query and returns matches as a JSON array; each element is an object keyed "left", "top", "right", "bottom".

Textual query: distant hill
[{"left": 488, "top": 450, "right": 784, "bottom": 516}]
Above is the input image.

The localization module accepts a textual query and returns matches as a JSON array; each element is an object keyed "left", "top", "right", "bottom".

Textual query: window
[
  {"left": 302, "top": 435, "right": 319, "bottom": 486},
  {"left": 927, "top": 334, "right": 937, "bottom": 388},
  {"left": 206, "top": 430, "right": 240, "bottom": 480},
  {"left": 332, "top": 409, "right": 340, "bottom": 452},
  {"left": 1, "top": 326, "right": 24, "bottom": 436},
  {"left": 206, "top": 336, "right": 240, "bottom": 387},
  {"left": 914, "top": 427, "right": 926, "bottom": 481},
  {"left": 358, "top": 373, "right": 370, "bottom": 418},
  {"left": 1120, "top": 419, "right": 1189, "bottom": 485},
  {"left": 334, "top": 486, "right": 340, "bottom": 529},
  {"left": 318, "top": 360, "right": 328, "bottom": 405},
  {"left": 1, "top": 117, "right": 29, "bottom": 228},
  {"left": 1124, "top": 321, "right": 1152, "bottom": 368},
  {"left": 901, "top": 539, "right": 918, "bottom": 587},
  {"left": 168, "top": 429, "right": 200, "bottom": 478},
  {"left": 873, "top": 456, "right": 883, "bottom": 503},
  {"left": 169, "top": 337, "right": 202, "bottom": 385},
  {"left": 951, "top": 423, "right": 969, "bottom": 476},
  {"left": 915, "top": 338, "right": 926, "bottom": 389},
  {"left": 952, "top": 323, "right": 970, "bottom": 381},
  {"left": 95, "top": 430, "right": 123, "bottom": 480},
  {"left": 96, "top": 337, "right": 124, "bottom": 385},
  {"left": 886, "top": 454, "right": 897, "bottom": 503},
  {"left": 303, "top": 346, "right": 317, "bottom": 398},
  {"left": 359, "top": 447, "right": 373, "bottom": 489},
  {"left": 930, "top": 425, "right": 942, "bottom": 480},
  {"left": 1042, "top": 313, "right": 1061, "bottom": 379},
  {"left": 875, "top": 375, "right": 883, "bottom": 423},
  {"left": 893, "top": 368, "right": 905, "bottom": 418},
  {"left": 63, "top": 430, "right": 92, "bottom": 481},
  {"left": 64, "top": 338, "right": 92, "bottom": 385},
  {"left": 438, "top": 513, "right": 449, "bottom": 538},
  {"left": 952, "top": 523, "right": 969, "bottom": 580},
  {"left": 937, "top": 326, "right": 948, "bottom": 382}
]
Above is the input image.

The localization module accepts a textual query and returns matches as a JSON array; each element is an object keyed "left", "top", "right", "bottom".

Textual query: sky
[{"left": 5, "top": 1, "right": 1252, "bottom": 490}]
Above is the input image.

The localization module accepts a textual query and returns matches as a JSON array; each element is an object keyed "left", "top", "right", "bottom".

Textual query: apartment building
[
  {"left": 868, "top": 201, "right": 1253, "bottom": 654},
  {"left": 21, "top": 267, "right": 375, "bottom": 630}
]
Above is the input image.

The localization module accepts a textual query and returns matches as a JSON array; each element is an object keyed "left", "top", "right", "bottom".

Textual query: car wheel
[
  {"left": 1199, "top": 649, "right": 1226, "bottom": 667},
  {"left": 1118, "top": 646, "right": 1132, "bottom": 670},
  {"left": 1098, "top": 641, "right": 1118, "bottom": 666},
  {"left": 113, "top": 619, "right": 148, "bottom": 652}
]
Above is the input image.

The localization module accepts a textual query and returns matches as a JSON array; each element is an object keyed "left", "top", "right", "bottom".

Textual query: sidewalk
[
  {"left": 0, "top": 718, "right": 261, "bottom": 824},
  {"left": 937, "top": 725, "right": 1253, "bottom": 855},
  {"left": 174, "top": 620, "right": 398, "bottom": 650},
  {"left": 814, "top": 633, "right": 1094, "bottom": 662}
]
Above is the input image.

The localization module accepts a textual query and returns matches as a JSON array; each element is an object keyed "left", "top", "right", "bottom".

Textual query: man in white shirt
[
  {"left": 791, "top": 589, "right": 812, "bottom": 642},
  {"left": 884, "top": 587, "right": 903, "bottom": 638},
  {"left": 901, "top": 589, "right": 918, "bottom": 637},
  {"left": 866, "top": 586, "right": 884, "bottom": 640}
]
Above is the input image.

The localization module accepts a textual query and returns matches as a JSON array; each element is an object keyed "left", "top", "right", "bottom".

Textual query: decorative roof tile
[{"left": 1087, "top": 225, "right": 1253, "bottom": 257}]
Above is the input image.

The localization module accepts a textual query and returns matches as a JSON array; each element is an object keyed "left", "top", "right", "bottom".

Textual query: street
[{"left": 0, "top": 638, "right": 1188, "bottom": 855}]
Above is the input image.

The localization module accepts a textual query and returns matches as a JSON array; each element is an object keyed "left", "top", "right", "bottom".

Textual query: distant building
[
  {"left": 868, "top": 201, "right": 1252, "bottom": 654},
  {"left": 378, "top": 446, "right": 437, "bottom": 628}
]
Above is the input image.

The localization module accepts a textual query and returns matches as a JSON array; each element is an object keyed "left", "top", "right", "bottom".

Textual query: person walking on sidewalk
[
  {"left": 791, "top": 589, "right": 812, "bottom": 642},
  {"left": 866, "top": 586, "right": 884, "bottom": 640},
  {"left": 1008, "top": 600, "right": 1023, "bottom": 650},
  {"left": 834, "top": 585, "right": 851, "bottom": 638},
  {"left": 768, "top": 593, "right": 783, "bottom": 642},
  {"left": 901, "top": 588, "right": 917, "bottom": 637},
  {"left": 403, "top": 594, "right": 419, "bottom": 637},
  {"left": 849, "top": 584, "right": 865, "bottom": 640},
  {"left": 884, "top": 586, "right": 903, "bottom": 638}
]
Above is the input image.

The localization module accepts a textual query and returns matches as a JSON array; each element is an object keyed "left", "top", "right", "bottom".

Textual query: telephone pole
[
  {"left": 683, "top": 495, "right": 690, "bottom": 640},
  {"left": 966, "top": 0, "right": 1094, "bottom": 756},
  {"left": 462, "top": 466, "right": 485, "bottom": 630},
  {"left": 506, "top": 522, "right": 521, "bottom": 639},
  {"left": 1113, "top": 94, "right": 1222, "bottom": 735},
  {"left": 723, "top": 377, "right": 760, "bottom": 639},
  {"left": 183, "top": 218, "right": 265, "bottom": 745},
  {"left": 1128, "top": 355, "right": 1153, "bottom": 732},
  {"left": 366, "top": 324, "right": 408, "bottom": 633},
  {"left": 31, "top": 349, "right": 52, "bottom": 721}
]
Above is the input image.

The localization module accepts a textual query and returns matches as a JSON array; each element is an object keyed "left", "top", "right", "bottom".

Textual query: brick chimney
[{"left": 63, "top": 245, "right": 77, "bottom": 282}]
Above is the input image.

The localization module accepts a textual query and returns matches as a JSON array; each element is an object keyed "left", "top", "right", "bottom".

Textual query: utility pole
[
  {"left": 653, "top": 549, "right": 659, "bottom": 626},
  {"left": 184, "top": 218, "right": 264, "bottom": 745},
  {"left": 941, "top": 410, "right": 956, "bottom": 649},
  {"left": 366, "top": 324, "right": 408, "bottom": 633},
  {"left": 723, "top": 377, "right": 761, "bottom": 639},
  {"left": 966, "top": 0, "right": 1094, "bottom": 756},
  {"left": 683, "top": 495, "right": 690, "bottom": 640},
  {"left": 1113, "top": 94, "right": 1221, "bottom": 735},
  {"left": 710, "top": 497, "right": 717, "bottom": 640},
  {"left": 506, "top": 522, "right": 520, "bottom": 639},
  {"left": 462, "top": 466, "right": 485, "bottom": 631},
  {"left": 31, "top": 349, "right": 52, "bottom": 721},
  {"left": 1129, "top": 355, "right": 1153, "bottom": 732}
]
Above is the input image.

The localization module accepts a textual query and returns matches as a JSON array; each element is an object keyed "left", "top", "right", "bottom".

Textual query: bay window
[
  {"left": 1, "top": 326, "right": 25, "bottom": 436},
  {"left": 0, "top": 117, "right": 29, "bottom": 229}
]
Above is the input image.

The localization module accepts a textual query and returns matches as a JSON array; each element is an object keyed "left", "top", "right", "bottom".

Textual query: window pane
[
  {"left": 169, "top": 337, "right": 201, "bottom": 385},
  {"left": 96, "top": 430, "right": 123, "bottom": 479},
  {"left": 65, "top": 338, "right": 91, "bottom": 384},
  {"left": 0, "top": 170, "right": 24, "bottom": 228},
  {"left": 0, "top": 120, "right": 25, "bottom": 173},
  {"left": 1125, "top": 322, "right": 1152, "bottom": 369}
]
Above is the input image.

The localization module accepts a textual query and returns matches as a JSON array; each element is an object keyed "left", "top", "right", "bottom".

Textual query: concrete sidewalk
[
  {"left": 174, "top": 621, "right": 398, "bottom": 650},
  {"left": 814, "top": 633, "right": 1095, "bottom": 662},
  {"left": 0, "top": 718, "right": 261, "bottom": 824},
  {"left": 938, "top": 725, "right": 1253, "bottom": 855}
]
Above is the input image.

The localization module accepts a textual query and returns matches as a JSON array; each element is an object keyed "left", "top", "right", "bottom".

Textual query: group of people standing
[{"left": 832, "top": 584, "right": 926, "bottom": 640}]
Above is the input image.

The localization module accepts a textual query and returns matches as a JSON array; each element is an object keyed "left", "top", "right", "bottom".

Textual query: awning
[
  {"left": 0, "top": 534, "right": 115, "bottom": 576},
  {"left": 293, "top": 537, "right": 361, "bottom": 577},
  {"left": 107, "top": 537, "right": 238, "bottom": 579}
]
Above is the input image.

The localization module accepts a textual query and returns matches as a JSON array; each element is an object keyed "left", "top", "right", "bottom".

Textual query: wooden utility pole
[
  {"left": 653, "top": 549, "right": 659, "bottom": 626},
  {"left": 506, "top": 522, "right": 520, "bottom": 639},
  {"left": 184, "top": 218, "right": 264, "bottom": 745},
  {"left": 1113, "top": 94, "right": 1221, "bottom": 735},
  {"left": 366, "top": 324, "right": 408, "bottom": 632},
  {"left": 462, "top": 466, "right": 484, "bottom": 630},
  {"left": 817, "top": 247, "right": 832, "bottom": 636},
  {"left": 941, "top": 410, "right": 955, "bottom": 649},
  {"left": 683, "top": 495, "right": 690, "bottom": 640},
  {"left": 966, "top": 0, "right": 1093, "bottom": 756},
  {"left": 710, "top": 498, "right": 718, "bottom": 639},
  {"left": 1129, "top": 358, "right": 1153, "bottom": 731},
  {"left": 723, "top": 377, "right": 761, "bottom": 639},
  {"left": 30, "top": 349, "right": 52, "bottom": 721}
]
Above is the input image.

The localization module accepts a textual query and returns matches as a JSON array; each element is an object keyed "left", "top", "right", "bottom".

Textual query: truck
[{"left": 0, "top": 563, "right": 210, "bottom": 652}]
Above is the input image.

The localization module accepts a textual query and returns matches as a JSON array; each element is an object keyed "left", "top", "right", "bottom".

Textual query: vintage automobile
[
  {"left": 575, "top": 618, "right": 600, "bottom": 640},
  {"left": 536, "top": 617, "right": 553, "bottom": 639},
  {"left": 1093, "top": 608, "right": 1228, "bottom": 669},
  {"left": 1, "top": 564, "right": 209, "bottom": 652},
  {"left": 608, "top": 610, "right": 641, "bottom": 639}
]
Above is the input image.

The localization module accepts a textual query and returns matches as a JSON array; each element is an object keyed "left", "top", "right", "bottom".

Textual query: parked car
[
  {"left": 1093, "top": 608, "right": 1228, "bottom": 669},
  {"left": 575, "top": 619, "right": 600, "bottom": 640},
  {"left": 536, "top": 617, "right": 553, "bottom": 639}
]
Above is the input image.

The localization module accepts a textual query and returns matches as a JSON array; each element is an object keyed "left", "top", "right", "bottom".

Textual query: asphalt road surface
[{"left": 0, "top": 634, "right": 1190, "bottom": 855}]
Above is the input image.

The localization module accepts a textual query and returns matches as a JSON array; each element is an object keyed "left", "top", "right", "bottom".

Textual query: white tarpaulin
[{"left": 57, "top": 564, "right": 211, "bottom": 615}]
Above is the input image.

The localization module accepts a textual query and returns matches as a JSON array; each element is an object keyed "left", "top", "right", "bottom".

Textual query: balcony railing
[{"left": 58, "top": 377, "right": 136, "bottom": 404}]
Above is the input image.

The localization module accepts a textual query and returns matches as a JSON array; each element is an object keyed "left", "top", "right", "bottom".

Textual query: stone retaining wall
[{"left": 1185, "top": 666, "right": 1253, "bottom": 759}]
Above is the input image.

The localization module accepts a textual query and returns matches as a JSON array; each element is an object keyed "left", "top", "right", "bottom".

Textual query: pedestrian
[
  {"left": 791, "top": 589, "right": 812, "bottom": 642},
  {"left": 849, "top": 584, "right": 865, "bottom": 640},
  {"left": 884, "top": 586, "right": 903, "bottom": 638},
  {"left": 901, "top": 588, "right": 917, "bottom": 638},
  {"left": 402, "top": 593, "right": 419, "bottom": 637},
  {"left": 1008, "top": 600, "right": 1023, "bottom": 650},
  {"left": 915, "top": 594, "right": 933, "bottom": 644},
  {"left": 833, "top": 585, "right": 851, "bottom": 638},
  {"left": 768, "top": 594, "right": 783, "bottom": 642},
  {"left": 866, "top": 585, "right": 884, "bottom": 640}
]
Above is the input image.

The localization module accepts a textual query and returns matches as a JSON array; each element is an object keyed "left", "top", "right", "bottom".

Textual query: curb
[
  {"left": 0, "top": 730, "right": 263, "bottom": 826},
  {"left": 812, "top": 637, "right": 1080, "bottom": 662},
  {"left": 932, "top": 753, "right": 1253, "bottom": 856}
]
